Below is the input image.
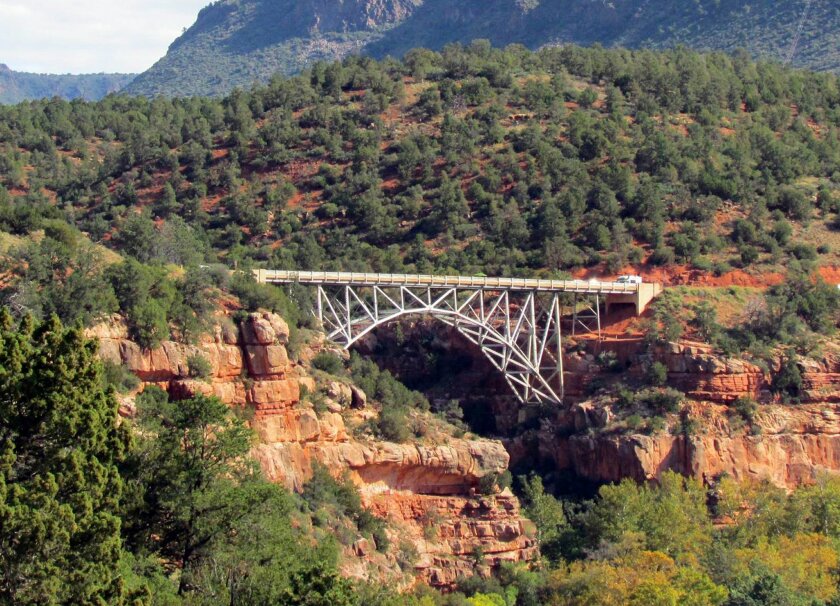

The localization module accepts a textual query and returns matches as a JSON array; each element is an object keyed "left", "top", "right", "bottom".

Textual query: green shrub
[
  {"left": 681, "top": 415, "right": 700, "bottom": 437},
  {"left": 596, "top": 351, "right": 622, "bottom": 373},
  {"left": 102, "top": 360, "right": 140, "bottom": 393},
  {"left": 647, "top": 416, "right": 667, "bottom": 434},
  {"left": 772, "top": 355, "right": 803, "bottom": 402},
  {"left": 433, "top": 398, "right": 467, "bottom": 430},
  {"left": 187, "top": 353, "right": 213, "bottom": 379},
  {"left": 312, "top": 351, "right": 345, "bottom": 375},
  {"left": 637, "top": 387, "right": 684, "bottom": 414},
  {"left": 302, "top": 462, "right": 390, "bottom": 546},
  {"left": 626, "top": 414, "right": 643, "bottom": 431},
  {"left": 478, "top": 473, "right": 501, "bottom": 495},
  {"left": 373, "top": 406, "right": 411, "bottom": 443},
  {"left": 646, "top": 361, "right": 668, "bottom": 386},
  {"left": 729, "top": 396, "right": 758, "bottom": 425}
]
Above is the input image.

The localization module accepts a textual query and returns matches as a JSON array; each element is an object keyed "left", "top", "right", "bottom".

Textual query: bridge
[{"left": 255, "top": 270, "right": 662, "bottom": 405}]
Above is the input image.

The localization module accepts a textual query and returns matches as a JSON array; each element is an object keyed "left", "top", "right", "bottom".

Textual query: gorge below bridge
[{"left": 255, "top": 270, "right": 662, "bottom": 405}]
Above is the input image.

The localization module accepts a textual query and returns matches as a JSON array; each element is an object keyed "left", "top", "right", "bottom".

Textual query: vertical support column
[
  {"left": 373, "top": 286, "right": 379, "bottom": 324},
  {"left": 344, "top": 286, "right": 353, "bottom": 343},
  {"left": 528, "top": 293, "right": 538, "bottom": 402},
  {"left": 553, "top": 293, "right": 564, "bottom": 400},
  {"left": 595, "top": 295, "right": 602, "bottom": 341},
  {"left": 316, "top": 286, "right": 324, "bottom": 328}
]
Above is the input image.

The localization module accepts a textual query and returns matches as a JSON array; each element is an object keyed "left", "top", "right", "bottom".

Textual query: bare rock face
[
  {"left": 253, "top": 439, "right": 509, "bottom": 493},
  {"left": 88, "top": 312, "right": 299, "bottom": 416},
  {"left": 240, "top": 311, "right": 290, "bottom": 346},
  {"left": 540, "top": 403, "right": 840, "bottom": 490},
  {"left": 367, "top": 491, "right": 538, "bottom": 588}
]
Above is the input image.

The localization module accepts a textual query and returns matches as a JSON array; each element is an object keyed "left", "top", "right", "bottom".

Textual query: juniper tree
[{"left": 0, "top": 309, "right": 132, "bottom": 605}]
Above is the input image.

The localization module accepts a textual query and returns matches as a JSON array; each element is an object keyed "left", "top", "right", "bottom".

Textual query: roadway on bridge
[{"left": 254, "top": 269, "right": 649, "bottom": 295}]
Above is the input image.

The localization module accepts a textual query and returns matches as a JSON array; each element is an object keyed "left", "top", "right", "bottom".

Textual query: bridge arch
[
  {"left": 333, "top": 302, "right": 561, "bottom": 405},
  {"left": 313, "top": 284, "right": 566, "bottom": 404}
]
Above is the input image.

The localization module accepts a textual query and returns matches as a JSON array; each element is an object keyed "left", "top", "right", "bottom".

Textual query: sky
[{"left": 0, "top": 0, "right": 210, "bottom": 74}]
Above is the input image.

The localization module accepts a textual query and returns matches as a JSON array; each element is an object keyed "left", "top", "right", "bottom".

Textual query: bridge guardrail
[{"left": 254, "top": 269, "right": 645, "bottom": 295}]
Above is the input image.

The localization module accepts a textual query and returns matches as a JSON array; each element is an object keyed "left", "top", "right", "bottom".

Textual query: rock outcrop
[
  {"left": 87, "top": 313, "right": 536, "bottom": 588},
  {"left": 540, "top": 402, "right": 840, "bottom": 490},
  {"left": 530, "top": 340, "right": 840, "bottom": 491},
  {"left": 367, "top": 489, "right": 538, "bottom": 588}
]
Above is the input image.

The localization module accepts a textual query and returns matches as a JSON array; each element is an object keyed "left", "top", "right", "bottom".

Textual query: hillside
[
  {"left": 5, "top": 44, "right": 840, "bottom": 603},
  {"left": 0, "top": 63, "right": 135, "bottom": 104},
  {"left": 126, "top": 0, "right": 840, "bottom": 97}
]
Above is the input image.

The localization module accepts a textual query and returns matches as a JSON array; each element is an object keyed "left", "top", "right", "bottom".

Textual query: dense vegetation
[
  {"left": 0, "top": 312, "right": 373, "bottom": 605},
  {"left": 4, "top": 43, "right": 840, "bottom": 412},
  {"left": 4, "top": 44, "right": 840, "bottom": 341},
  {"left": 6, "top": 313, "right": 840, "bottom": 605},
  {"left": 0, "top": 64, "right": 134, "bottom": 105},
  {"left": 127, "top": 0, "right": 840, "bottom": 97}
]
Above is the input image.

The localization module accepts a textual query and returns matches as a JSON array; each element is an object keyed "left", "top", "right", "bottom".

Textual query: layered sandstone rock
[
  {"left": 87, "top": 313, "right": 537, "bottom": 588},
  {"left": 530, "top": 341, "right": 840, "bottom": 490},
  {"left": 367, "top": 490, "right": 538, "bottom": 588},
  {"left": 88, "top": 312, "right": 300, "bottom": 415},
  {"left": 539, "top": 403, "right": 840, "bottom": 490}
]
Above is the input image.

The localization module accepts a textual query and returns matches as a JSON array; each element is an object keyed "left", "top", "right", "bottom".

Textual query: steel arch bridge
[{"left": 255, "top": 270, "right": 661, "bottom": 405}]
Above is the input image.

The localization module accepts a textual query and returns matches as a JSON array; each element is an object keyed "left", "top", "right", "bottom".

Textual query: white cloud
[{"left": 0, "top": 0, "right": 210, "bottom": 74}]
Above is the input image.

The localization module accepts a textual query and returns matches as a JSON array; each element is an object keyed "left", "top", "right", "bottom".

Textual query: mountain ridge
[
  {"left": 0, "top": 64, "right": 136, "bottom": 104},
  {"left": 127, "top": 0, "right": 840, "bottom": 97}
]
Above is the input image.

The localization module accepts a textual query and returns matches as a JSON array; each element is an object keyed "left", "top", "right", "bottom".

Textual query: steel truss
[{"left": 314, "top": 284, "right": 602, "bottom": 405}]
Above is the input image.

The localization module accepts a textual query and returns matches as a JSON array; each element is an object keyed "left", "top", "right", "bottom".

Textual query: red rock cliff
[
  {"left": 87, "top": 313, "right": 537, "bottom": 588},
  {"left": 526, "top": 340, "right": 840, "bottom": 490}
]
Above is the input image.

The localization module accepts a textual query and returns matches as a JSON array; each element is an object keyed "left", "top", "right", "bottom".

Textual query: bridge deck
[{"left": 255, "top": 269, "right": 646, "bottom": 295}]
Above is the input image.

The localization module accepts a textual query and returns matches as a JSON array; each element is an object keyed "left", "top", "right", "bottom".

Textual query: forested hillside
[
  {"left": 127, "top": 0, "right": 840, "bottom": 97},
  {"left": 8, "top": 44, "right": 840, "bottom": 299},
  {"left": 0, "top": 63, "right": 135, "bottom": 104},
  {"left": 5, "top": 45, "right": 840, "bottom": 604}
]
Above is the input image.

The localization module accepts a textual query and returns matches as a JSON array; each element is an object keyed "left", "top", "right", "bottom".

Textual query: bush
[
  {"left": 102, "top": 360, "right": 139, "bottom": 393},
  {"left": 433, "top": 398, "right": 467, "bottom": 430},
  {"left": 729, "top": 396, "right": 758, "bottom": 424},
  {"left": 302, "top": 462, "right": 390, "bottom": 546},
  {"left": 373, "top": 406, "right": 411, "bottom": 443},
  {"left": 312, "top": 351, "right": 345, "bottom": 375},
  {"left": 478, "top": 473, "right": 501, "bottom": 495},
  {"left": 772, "top": 355, "right": 803, "bottom": 402},
  {"left": 647, "top": 416, "right": 667, "bottom": 434},
  {"left": 681, "top": 415, "right": 700, "bottom": 436},
  {"left": 646, "top": 361, "right": 668, "bottom": 386},
  {"left": 650, "top": 246, "right": 675, "bottom": 266},
  {"left": 638, "top": 387, "right": 684, "bottom": 414},
  {"left": 187, "top": 353, "right": 213, "bottom": 379},
  {"left": 596, "top": 351, "right": 623, "bottom": 373},
  {"left": 626, "top": 414, "right": 643, "bottom": 431}
]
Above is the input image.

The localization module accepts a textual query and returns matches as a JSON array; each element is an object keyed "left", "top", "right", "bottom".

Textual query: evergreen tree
[
  {"left": 0, "top": 309, "right": 132, "bottom": 605},
  {"left": 125, "top": 388, "right": 302, "bottom": 596}
]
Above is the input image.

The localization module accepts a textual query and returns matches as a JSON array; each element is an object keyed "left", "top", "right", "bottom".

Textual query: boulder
[
  {"left": 351, "top": 385, "right": 368, "bottom": 409},
  {"left": 241, "top": 312, "right": 290, "bottom": 345}
]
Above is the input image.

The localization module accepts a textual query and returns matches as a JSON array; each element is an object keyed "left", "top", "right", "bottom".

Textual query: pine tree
[{"left": 0, "top": 309, "right": 132, "bottom": 605}]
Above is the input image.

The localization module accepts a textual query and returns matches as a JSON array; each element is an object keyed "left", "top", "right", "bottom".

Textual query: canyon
[
  {"left": 87, "top": 310, "right": 840, "bottom": 585},
  {"left": 361, "top": 320, "right": 840, "bottom": 491}
]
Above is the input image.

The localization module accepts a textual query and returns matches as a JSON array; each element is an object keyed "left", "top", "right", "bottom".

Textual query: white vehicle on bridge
[{"left": 616, "top": 275, "right": 643, "bottom": 285}]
